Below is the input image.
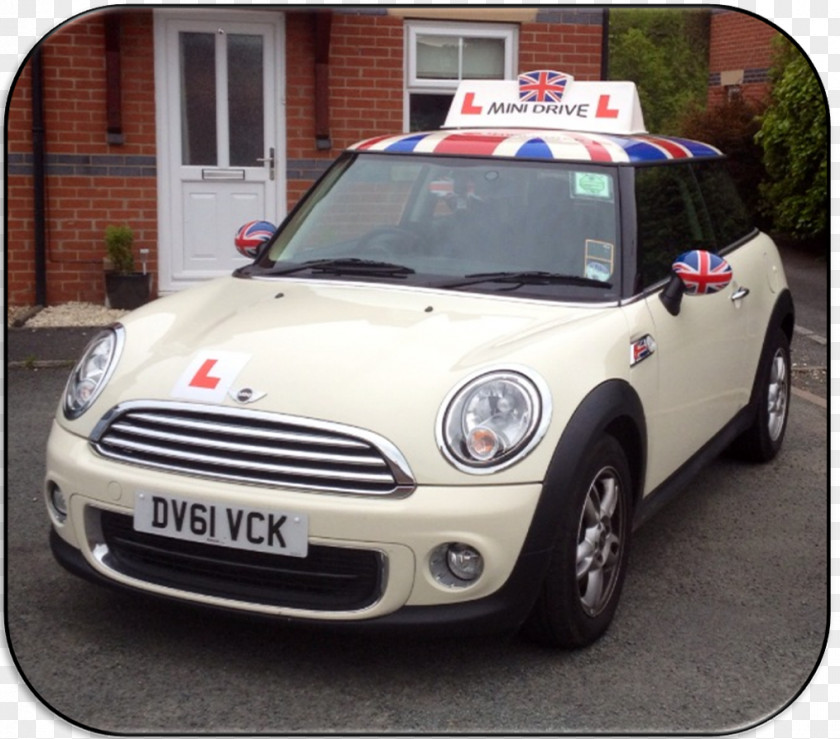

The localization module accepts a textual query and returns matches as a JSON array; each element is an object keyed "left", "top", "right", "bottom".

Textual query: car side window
[
  {"left": 692, "top": 161, "right": 754, "bottom": 248},
  {"left": 634, "top": 164, "right": 715, "bottom": 290}
]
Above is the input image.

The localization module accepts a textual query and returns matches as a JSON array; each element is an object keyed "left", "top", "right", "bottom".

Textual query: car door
[{"left": 630, "top": 163, "right": 755, "bottom": 492}]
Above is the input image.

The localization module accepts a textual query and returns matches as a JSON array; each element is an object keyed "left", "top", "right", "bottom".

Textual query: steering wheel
[{"left": 355, "top": 226, "right": 422, "bottom": 255}]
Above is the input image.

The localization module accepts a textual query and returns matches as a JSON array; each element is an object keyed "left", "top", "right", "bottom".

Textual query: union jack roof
[{"left": 350, "top": 129, "right": 723, "bottom": 164}]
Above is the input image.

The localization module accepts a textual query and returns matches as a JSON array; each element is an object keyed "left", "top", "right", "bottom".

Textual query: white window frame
[{"left": 404, "top": 20, "right": 518, "bottom": 129}]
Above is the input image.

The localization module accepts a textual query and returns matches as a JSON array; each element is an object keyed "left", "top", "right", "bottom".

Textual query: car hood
[{"left": 74, "top": 277, "right": 624, "bottom": 483}]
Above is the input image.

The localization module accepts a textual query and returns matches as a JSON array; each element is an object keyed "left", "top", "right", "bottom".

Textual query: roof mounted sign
[{"left": 444, "top": 71, "right": 647, "bottom": 135}]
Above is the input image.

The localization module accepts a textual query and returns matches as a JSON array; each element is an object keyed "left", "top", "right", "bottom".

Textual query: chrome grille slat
[
  {"left": 96, "top": 454, "right": 393, "bottom": 494},
  {"left": 107, "top": 421, "right": 390, "bottom": 467},
  {"left": 127, "top": 412, "right": 369, "bottom": 449},
  {"left": 91, "top": 401, "right": 416, "bottom": 496},
  {"left": 101, "top": 436, "right": 396, "bottom": 483}
]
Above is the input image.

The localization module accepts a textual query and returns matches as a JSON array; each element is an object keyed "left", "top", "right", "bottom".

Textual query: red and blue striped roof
[{"left": 350, "top": 129, "right": 722, "bottom": 164}]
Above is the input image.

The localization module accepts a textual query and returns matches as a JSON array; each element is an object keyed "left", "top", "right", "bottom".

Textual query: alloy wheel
[
  {"left": 767, "top": 347, "right": 789, "bottom": 442},
  {"left": 576, "top": 466, "right": 624, "bottom": 617}
]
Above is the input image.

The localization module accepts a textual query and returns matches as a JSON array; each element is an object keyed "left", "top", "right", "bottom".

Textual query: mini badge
[
  {"left": 229, "top": 387, "right": 267, "bottom": 405},
  {"left": 630, "top": 335, "right": 657, "bottom": 367}
]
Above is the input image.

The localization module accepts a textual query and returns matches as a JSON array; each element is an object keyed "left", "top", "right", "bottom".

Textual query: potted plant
[{"left": 104, "top": 225, "right": 151, "bottom": 309}]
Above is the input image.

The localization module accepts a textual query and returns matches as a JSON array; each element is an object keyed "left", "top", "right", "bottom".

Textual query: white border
[{"left": 1, "top": 3, "right": 834, "bottom": 739}]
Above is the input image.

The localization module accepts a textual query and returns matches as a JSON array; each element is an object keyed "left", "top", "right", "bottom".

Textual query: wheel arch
[
  {"left": 776, "top": 288, "right": 795, "bottom": 345},
  {"left": 522, "top": 379, "right": 647, "bottom": 556},
  {"left": 749, "top": 288, "right": 794, "bottom": 407},
  {"left": 603, "top": 413, "right": 645, "bottom": 510},
  {"left": 726, "top": 287, "right": 795, "bottom": 463}
]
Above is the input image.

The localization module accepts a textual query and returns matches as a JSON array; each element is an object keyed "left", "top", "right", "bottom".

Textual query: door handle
[
  {"left": 256, "top": 147, "right": 275, "bottom": 181},
  {"left": 731, "top": 286, "right": 750, "bottom": 301}
]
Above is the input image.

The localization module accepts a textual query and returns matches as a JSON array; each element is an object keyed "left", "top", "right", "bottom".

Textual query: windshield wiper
[
  {"left": 271, "top": 258, "right": 415, "bottom": 278},
  {"left": 441, "top": 270, "right": 611, "bottom": 290}
]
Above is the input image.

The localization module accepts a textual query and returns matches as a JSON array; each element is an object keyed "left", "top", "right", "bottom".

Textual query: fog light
[
  {"left": 429, "top": 543, "right": 484, "bottom": 588},
  {"left": 447, "top": 543, "right": 484, "bottom": 581},
  {"left": 48, "top": 483, "right": 67, "bottom": 523}
]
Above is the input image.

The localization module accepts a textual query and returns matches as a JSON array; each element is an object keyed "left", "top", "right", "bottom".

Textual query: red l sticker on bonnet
[
  {"left": 172, "top": 351, "right": 251, "bottom": 403},
  {"left": 189, "top": 359, "right": 222, "bottom": 390}
]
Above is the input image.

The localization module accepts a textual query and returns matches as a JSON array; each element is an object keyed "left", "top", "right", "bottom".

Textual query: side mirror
[
  {"left": 234, "top": 220, "right": 276, "bottom": 259},
  {"left": 659, "top": 250, "right": 733, "bottom": 316}
]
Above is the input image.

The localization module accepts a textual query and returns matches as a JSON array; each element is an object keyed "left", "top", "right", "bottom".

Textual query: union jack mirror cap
[
  {"left": 235, "top": 220, "right": 276, "bottom": 259},
  {"left": 672, "top": 250, "right": 733, "bottom": 295}
]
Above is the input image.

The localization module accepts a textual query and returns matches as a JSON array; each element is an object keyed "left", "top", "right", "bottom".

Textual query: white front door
[
  {"left": 640, "top": 283, "right": 751, "bottom": 492},
  {"left": 155, "top": 11, "right": 286, "bottom": 293}
]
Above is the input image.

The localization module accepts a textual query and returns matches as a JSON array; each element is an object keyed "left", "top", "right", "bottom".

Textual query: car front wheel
[{"left": 523, "top": 435, "right": 632, "bottom": 648}]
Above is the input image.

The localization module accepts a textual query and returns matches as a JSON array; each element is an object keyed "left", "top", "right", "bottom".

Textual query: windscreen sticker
[
  {"left": 571, "top": 171, "right": 613, "bottom": 201},
  {"left": 171, "top": 351, "right": 252, "bottom": 403},
  {"left": 584, "top": 239, "right": 615, "bottom": 282}
]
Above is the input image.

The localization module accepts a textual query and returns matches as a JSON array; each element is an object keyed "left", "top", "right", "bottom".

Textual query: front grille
[
  {"left": 90, "top": 402, "right": 414, "bottom": 496},
  {"left": 98, "top": 510, "right": 384, "bottom": 611}
]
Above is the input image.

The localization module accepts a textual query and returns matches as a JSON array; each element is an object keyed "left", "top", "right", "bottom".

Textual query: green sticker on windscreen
[{"left": 572, "top": 172, "right": 613, "bottom": 200}]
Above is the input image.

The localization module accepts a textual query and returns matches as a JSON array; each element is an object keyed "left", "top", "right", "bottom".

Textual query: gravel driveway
[{"left": 7, "top": 302, "right": 127, "bottom": 328}]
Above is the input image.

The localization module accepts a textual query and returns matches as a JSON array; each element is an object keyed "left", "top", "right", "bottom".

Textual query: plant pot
[{"left": 105, "top": 272, "right": 152, "bottom": 310}]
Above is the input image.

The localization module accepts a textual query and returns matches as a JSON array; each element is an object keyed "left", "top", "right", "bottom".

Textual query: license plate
[{"left": 133, "top": 491, "right": 308, "bottom": 558}]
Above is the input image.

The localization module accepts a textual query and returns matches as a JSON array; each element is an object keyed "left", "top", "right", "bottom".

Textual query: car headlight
[
  {"left": 63, "top": 325, "right": 124, "bottom": 420},
  {"left": 438, "top": 368, "right": 551, "bottom": 473}
]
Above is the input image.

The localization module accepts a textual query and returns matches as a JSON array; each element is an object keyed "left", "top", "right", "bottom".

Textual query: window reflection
[
  {"left": 179, "top": 32, "right": 217, "bottom": 166},
  {"left": 228, "top": 34, "right": 264, "bottom": 167}
]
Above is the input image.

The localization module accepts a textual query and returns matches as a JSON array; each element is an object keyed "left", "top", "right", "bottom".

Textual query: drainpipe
[
  {"left": 104, "top": 13, "right": 124, "bottom": 145},
  {"left": 31, "top": 47, "right": 48, "bottom": 306},
  {"left": 600, "top": 8, "right": 610, "bottom": 80},
  {"left": 314, "top": 10, "right": 332, "bottom": 150}
]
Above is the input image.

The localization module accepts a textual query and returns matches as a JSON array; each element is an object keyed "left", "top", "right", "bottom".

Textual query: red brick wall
[
  {"left": 708, "top": 10, "right": 778, "bottom": 107},
  {"left": 5, "top": 170, "right": 35, "bottom": 305},
  {"left": 330, "top": 14, "right": 405, "bottom": 146},
  {"left": 285, "top": 12, "right": 405, "bottom": 207},
  {"left": 284, "top": 11, "right": 318, "bottom": 207},
  {"left": 519, "top": 22, "right": 602, "bottom": 79},
  {"left": 6, "top": 10, "right": 157, "bottom": 307}
]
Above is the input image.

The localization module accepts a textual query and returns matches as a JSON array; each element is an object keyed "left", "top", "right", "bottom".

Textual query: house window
[
  {"left": 726, "top": 84, "right": 742, "bottom": 102},
  {"left": 406, "top": 21, "right": 518, "bottom": 131}
]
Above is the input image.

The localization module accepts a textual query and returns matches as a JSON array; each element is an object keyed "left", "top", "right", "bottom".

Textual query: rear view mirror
[
  {"left": 659, "top": 250, "right": 733, "bottom": 316},
  {"left": 234, "top": 220, "right": 276, "bottom": 259}
]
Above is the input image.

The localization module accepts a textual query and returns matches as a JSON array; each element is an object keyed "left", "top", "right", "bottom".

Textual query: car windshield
[{"left": 258, "top": 152, "right": 620, "bottom": 301}]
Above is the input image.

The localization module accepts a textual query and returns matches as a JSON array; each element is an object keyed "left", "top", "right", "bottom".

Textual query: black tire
[
  {"left": 523, "top": 436, "right": 633, "bottom": 648},
  {"left": 730, "top": 327, "right": 791, "bottom": 463}
]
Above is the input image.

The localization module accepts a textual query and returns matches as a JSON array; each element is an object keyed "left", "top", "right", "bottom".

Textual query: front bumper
[
  {"left": 49, "top": 529, "right": 550, "bottom": 636},
  {"left": 46, "top": 420, "right": 547, "bottom": 631}
]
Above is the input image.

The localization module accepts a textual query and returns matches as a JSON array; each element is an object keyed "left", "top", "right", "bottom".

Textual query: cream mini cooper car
[{"left": 46, "top": 73, "right": 794, "bottom": 648}]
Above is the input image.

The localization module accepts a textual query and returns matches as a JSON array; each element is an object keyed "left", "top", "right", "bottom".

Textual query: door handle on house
[{"left": 256, "top": 147, "right": 275, "bottom": 180}]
